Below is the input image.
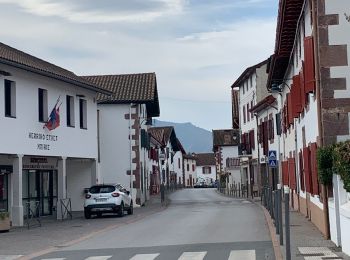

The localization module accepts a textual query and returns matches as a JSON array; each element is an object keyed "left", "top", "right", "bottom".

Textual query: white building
[
  {"left": 194, "top": 153, "right": 216, "bottom": 185},
  {"left": 148, "top": 127, "right": 180, "bottom": 190},
  {"left": 82, "top": 73, "right": 160, "bottom": 207},
  {"left": 173, "top": 139, "right": 186, "bottom": 187},
  {"left": 183, "top": 154, "right": 196, "bottom": 187},
  {"left": 231, "top": 59, "right": 269, "bottom": 195},
  {"left": 212, "top": 129, "right": 240, "bottom": 191},
  {"left": 0, "top": 42, "right": 110, "bottom": 226}
]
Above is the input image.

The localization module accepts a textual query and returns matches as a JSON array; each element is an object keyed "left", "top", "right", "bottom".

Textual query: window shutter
[
  {"left": 303, "top": 146, "right": 312, "bottom": 193},
  {"left": 289, "top": 157, "right": 296, "bottom": 190},
  {"left": 287, "top": 93, "right": 293, "bottom": 125},
  {"left": 209, "top": 167, "right": 211, "bottom": 174},
  {"left": 299, "top": 150, "right": 304, "bottom": 191},
  {"left": 276, "top": 112, "right": 282, "bottom": 135},
  {"left": 263, "top": 121, "right": 268, "bottom": 155},
  {"left": 247, "top": 103, "right": 250, "bottom": 121},
  {"left": 310, "top": 143, "right": 320, "bottom": 195},
  {"left": 292, "top": 75, "right": 302, "bottom": 116},
  {"left": 250, "top": 130, "right": 255, "bottom": 150},
  {"left": 304, "top": 36, "right": 316, "bottom": 93},
  {"left": 299, "top": 66, "right": 306, "bottom": 110},
  {"left": 243, "top": 106, "right": 246, "bottom": 123},
  {"left": 282, "top": 160, "right": 289, "bottom": 185}
]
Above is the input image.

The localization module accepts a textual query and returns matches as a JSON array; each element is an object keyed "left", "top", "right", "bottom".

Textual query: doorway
[
  {"left": 23, "top": 170, "right": 57, "bottom": 216},
  {"left": 0, "top": 173, "right": 8, "bottom": 211}
]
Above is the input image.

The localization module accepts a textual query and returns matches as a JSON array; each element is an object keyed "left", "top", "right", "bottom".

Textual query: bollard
[
  {"left": 278, "top": 184, "right": 283, "bottom": 245},
  {"left": 285, "top": 186, "right": 291, "bottom": 260}
]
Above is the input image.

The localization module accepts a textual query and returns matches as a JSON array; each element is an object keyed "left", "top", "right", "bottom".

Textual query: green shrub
[
  {"left": 317, "top": 146, "right": 334, "bottom": 185},
  {"left": 333, "top": 141, "right": 350, "bottom": 192}
]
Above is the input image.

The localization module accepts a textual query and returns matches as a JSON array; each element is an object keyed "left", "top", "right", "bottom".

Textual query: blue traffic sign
[{"left": 268, "top": 150, "right": 277, "bottom": 168}]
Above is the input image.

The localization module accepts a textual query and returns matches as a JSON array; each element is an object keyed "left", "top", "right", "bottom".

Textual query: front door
[
  {"left": 23, "top": 170, "right": 57, "bottom": 216},
  {"left": 0, "top": 173, "right": 8, "bottom": 211}
]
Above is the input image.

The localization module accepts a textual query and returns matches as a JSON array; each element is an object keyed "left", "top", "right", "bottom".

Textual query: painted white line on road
[
  {"left": 41, "top": 258, "right": 66, "bottom": 260},
  {"left": 129, "top": 253, "right": 160, "bottom": 260},
  {"left": 298, "top": 247, "right": 340, "bottom": 260},
  {"left": 0, "top": 256, "right": 24, "bottom": 260},
  {"left": 178, "top": 251, "right": 207, "bottom": 260},
  {"left": 228, "top": 250, "right": 256, "bottom": 260},
  {"left": 84, "top": 256, "right": 112, "bottom": 260}
]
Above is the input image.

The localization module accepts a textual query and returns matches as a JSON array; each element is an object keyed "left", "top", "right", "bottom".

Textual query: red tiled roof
[
  {"left": 82, "top": 73, "right": 160, "bottom": 117},
  {"left": 194, "top": 153, "right": 215, "bottom": 166},
  {"left": 0, "top": 42, "right": 110, "bottom": 94}
]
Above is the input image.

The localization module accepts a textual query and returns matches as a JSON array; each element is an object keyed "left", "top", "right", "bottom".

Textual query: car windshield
[{"left": 89, "top": 185, "right": 115, "bottom": 194}]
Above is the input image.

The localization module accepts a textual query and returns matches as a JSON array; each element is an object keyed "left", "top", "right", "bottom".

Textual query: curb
[
  {"left": 253, "top": 200, "right": 284, "bottom": 260},
  {"left": 19, "top": 205, "right": 167, "bottom": 260}
]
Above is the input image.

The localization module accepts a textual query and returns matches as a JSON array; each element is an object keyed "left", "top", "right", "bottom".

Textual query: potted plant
[{"left": 0, "top": 211, "right": 10, "bottom": 232}]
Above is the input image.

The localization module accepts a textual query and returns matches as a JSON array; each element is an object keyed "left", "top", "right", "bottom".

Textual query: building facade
[
  {"left": 183, "top": 154, "right": 196, "bottom": 187},
  {"left": 195, "top": 153, "right": 216, "bottom": 185},
  {"left": 0, "top": 42, "right": 110, "bottom": 226}
]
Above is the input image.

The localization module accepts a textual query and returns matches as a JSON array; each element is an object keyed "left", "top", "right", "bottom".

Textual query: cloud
[{"left": 0, "top": 0, "right": 186, "bottom": 23}]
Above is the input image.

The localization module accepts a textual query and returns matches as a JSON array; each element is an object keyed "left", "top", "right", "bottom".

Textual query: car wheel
[
  {"left": 127, "top": 201, "right": 133, "bottom": 215},
  {"left": 84, "top": 209, "right": 91, "bottom": 219},
  {"left": 96, "top": 212, "right": 102, "bottom": 218},
  {"left": 118, "top": 203, "right": 124, "bottom": 217}
]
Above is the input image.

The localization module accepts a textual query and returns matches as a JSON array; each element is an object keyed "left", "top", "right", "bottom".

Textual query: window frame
[
  {"left": 4, "top": 80, "right": 16, "bottom": 118},
  {"left": 79, "top": 98, "right": 87, "bottom": 129},
  {"left": 66, "top": 95, "right": 75, "bottom": 127},
  {"left": 38, "top": 88, "right": 48, "bottom": 123}
]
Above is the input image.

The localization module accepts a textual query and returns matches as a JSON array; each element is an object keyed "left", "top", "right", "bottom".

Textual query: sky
[{"left": 0, "top": 0, "right": 278, "bottom": 131}]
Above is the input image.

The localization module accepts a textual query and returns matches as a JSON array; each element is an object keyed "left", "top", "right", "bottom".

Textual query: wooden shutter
[
  {"left": 299, "top": 65, "right": 307, "bottom": 109},
  {"left": 289, "top": 157, "right": 297, "bottom": 190},
  {"left": 243, "top": 106, "right": 246, "bottom": 123},
  {"left": 299, "top": 150, "right": 305, "bottom": 191},
  {"left": 250, "top": 130, "right": 255, "bottom": 150},
  {"left": 247, "top": 103, "right": 250, "bottom": 121},
  {"left": 303, "top": 146, "right": 312, "bottom": 193},
  {"left": 263, "top": 121, "right": 268, "bottom": 155},
  {"left": 282, "top": 160, "right": 289, "bottom": 186},
  {"left": 292, "top": 75, "right": 302, "bottom": 116},
  {"left": 304, "top": 36, "right": 316, "bottom": 93},
  {"left": 310, "top": 143, "right": 320, "bottom": 195},
  {"left": 287, "top": 93, "right": 293, "bottom": 125}
]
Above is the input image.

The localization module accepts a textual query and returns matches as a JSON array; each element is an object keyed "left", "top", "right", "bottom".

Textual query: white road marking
[
  {"left": 129, "top": 253, "right": 160, "bottom": 260},
  {"left": 298, "top": 247, "right": 341, "bottom": 260},
  {"left": 228, "top": 250, "right": 256, "bottom": 260},
  {"left": 84, "top": 256, "right": 112, "bottom": 260},
  {"left": 41, "top": 258, "right": 66, "bottom": 260},
  {"left": 178, "top": 251, "right": 207, "bottom": 260},
  {"left": 0, "top": 256, "right": 24, "bottom": 260}
]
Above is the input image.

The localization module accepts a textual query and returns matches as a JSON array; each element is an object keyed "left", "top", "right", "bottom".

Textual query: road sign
[{"left": 268, "top": 150, "right": 277, "bottom": 168}]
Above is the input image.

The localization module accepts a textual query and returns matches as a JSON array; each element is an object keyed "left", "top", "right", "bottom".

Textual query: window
[
  {"left": 247, "top": 103, "right": 250, "bottom": 121},
  {"left": 4, "top": 80, "right": 16, "bottom": 118},
  {"left": 178, "top": 158, "right": 181, "bottom": 168},
  {"left": 66, "top": 95, "right": 75, "bottom": 127},
  {"left": 79, "top": 99, "right": 87, "bottom": 129},
  {"left": 243, "top": 106, "right": 246, "bottom": 124},
  {"left": 38, "top": 88, "right": 48, "bottom": 122},
  {"left": 202, "top": 167, "right": 211, "bottom": 174},
  {"left": 192, "top": 164, "right": 195, "bottom": 171},
  {"left": 187, "top": 164, "right": 189, "bottom": 171}
]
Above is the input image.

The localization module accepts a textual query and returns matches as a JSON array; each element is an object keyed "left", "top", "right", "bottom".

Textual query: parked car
[{"left": 84, "top": 184, "right": 133, "bottom": 219}]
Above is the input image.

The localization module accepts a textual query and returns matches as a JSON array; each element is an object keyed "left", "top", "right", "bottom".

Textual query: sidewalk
[
  {"left": 253, "top": 197, "right": 350, "bottom": 260},
  {"left": 0, "top": 194, "right": 164, "bottom": 259}
]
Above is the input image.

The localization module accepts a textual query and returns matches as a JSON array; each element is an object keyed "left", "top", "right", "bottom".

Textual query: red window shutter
[
  {"left": 292, "top": 75, "right": 302, "bottom": 116},
  {"left": 250, "top": 130, "right": 255, "bottom": 150},
  {"left": 299, "top": 150, "right": 305, "bottom": 191},
  {"left": 263, "top": 121, "right": 268, "bottom": 155},
  {"left": 289, "top": 157, "right": 296, "bottom": 190},
  {"left": 247, "top": 103, "right": 250, "bottom": 121},
  {"left": 282, "top": 161, "right": 289, "bottom": 185},
  {"left": 304, "top": 36, "right": 316, "bottom": 93},
  {"left": 243, "top": 106, "right": 246, "bottom": 123},
  {"left": 303, "top": 146, "right": 312, "bottom": 193},
  {"left": 287, "top": 93, "right": 293, "bottom": 125},
  {"left": 299, "top": 66, "right": 306, "bottom": 110},
  {"left": 310, "top": 143, "right": 320, "bottom": 195}
]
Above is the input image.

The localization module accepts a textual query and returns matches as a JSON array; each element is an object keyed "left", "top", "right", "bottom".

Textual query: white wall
[
  {"left": 173, "top": 151, "right": 183, "bottom": 184},
  {"left": 196, "top": 165, "right": 216, "bottom": 184},
  {"left": 184, "top": 158, "right": 196, "bottom": 186},
  {"left": 0, "top": 64, "right": 98, "bottom": 159}
]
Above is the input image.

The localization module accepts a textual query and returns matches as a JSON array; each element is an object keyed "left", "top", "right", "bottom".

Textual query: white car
[{"left": 84, "top": 184, "right": 133, "bottom": 219}]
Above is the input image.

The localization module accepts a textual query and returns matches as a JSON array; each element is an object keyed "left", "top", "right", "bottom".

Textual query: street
[{"left": 34, "top": 189, "right": 274, "bottom": 260}]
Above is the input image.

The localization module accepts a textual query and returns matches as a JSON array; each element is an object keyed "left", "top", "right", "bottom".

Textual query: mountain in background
[{"left": 153, "top": 119, "right": 213, "bottom": 153}]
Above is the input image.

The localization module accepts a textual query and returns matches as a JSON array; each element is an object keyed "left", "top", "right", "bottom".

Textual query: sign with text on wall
[{"left": 28, "top": 132, "right": 58, "bottom": 151}]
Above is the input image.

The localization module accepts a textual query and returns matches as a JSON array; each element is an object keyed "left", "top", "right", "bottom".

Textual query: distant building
[
  {"left": 212, "top": 129, "right": 240, "bottom": 192},
  {"left": 194, "top": 153, "right": 216, "bottom": 185},
  {"left": 183, "top": 153, "right": 196, "bottom": 187}
]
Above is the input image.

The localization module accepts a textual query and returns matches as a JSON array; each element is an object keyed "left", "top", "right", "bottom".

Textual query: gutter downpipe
[
  {"left": 312, "top": 0, "right": 330, "bottom": 239},
  {"left": 129, "top": 103, "right": 134, "bottom": 199}
]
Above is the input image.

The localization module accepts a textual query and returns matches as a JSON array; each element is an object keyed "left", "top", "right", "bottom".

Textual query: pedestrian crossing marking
[
  {"left": 228, "top": 250, "right": 256, "bottom": 260},
  {"left": 85, "top": 256, "right": 112, "bottom": 260},
  {"left": 41, "top": 258, "right": 66, "bottom": 260},
  {"left": 129, "top": 253, "right": 160, "bottom": 260},
  {"left": 178, "top": 251, "right": 207, "bottom": 260},
  {"left": 0, "top": 256, "right": 24, "bottom": 260},
  {"left": 298, "top": 247, "right": 341, "bottom": 260}
]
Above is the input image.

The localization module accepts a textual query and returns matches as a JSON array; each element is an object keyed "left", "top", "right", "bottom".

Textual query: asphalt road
[{"left": 34, "top": 189, "right": 274, "bottom": 260}]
